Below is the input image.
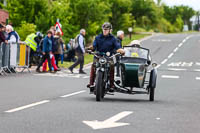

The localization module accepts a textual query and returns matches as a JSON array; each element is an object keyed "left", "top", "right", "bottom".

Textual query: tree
[
  {"left": 108, "top": 0, "right": 133, "bottom": 33},
  {"left": 131, "top": 0, "right": 160, "bottom": 30},
  {"left": 69, "top": 0, "right": 110, "bottom": 43},
  {"left": 6, "top": 0, "right": 49, "bottom": 27},
  {"left": 16, "top": 21, "right": 37, "bottom": 41}
]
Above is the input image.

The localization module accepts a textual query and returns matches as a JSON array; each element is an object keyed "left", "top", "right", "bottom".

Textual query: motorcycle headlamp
[
  {"left": 106, "top": 52, "right": 110, "bottom": 57},
  {"left": 99, "top": 57, "right": 107, "bottom": 65}
]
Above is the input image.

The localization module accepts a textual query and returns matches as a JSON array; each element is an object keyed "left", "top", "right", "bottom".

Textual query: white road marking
[
  {"left": 5, "top": 100, "right": 50, "bottom": 113},
  {"left": 161, "top": 59, "right": 168, "bottom": 65},
  {"left": 194, "top": 69, "right": 200, "bottom": 72},
  {"left": 168, "top": 53, "right": 174, "bottom": 59},
  {"left": 173, "top": 47, "right": 179, "bottom": 52},
  {"left": 181, "top": 62, "right": 193, "bottom": 67},
  {"left": 83, "top": 76, "right": 89, "bottom": 79},
  {"left": 178, "top": 43, "right": 183, "bottom": 47},
  {"left": 155, "top": 64, "right": 161, "bottom": 69},
  {"left": 156, "top": 118, "right": 161, "bottom": 120},
  {"left": 196, "top": 77, "right": 200, "bottom": 80},
  {"left": 83, "top": 111, "right": 133, "bottom": 130},
  {"left": 34, "top": 72, "right": 88, "bottom": 79},
  {"left": 195, "top": 62, "right": 200, "bottom": 66},
  {"left": 167, "top": 68, "right": 187, "bottom": 71},
  {"left": 152, "top": 39, "right": 171, "bottom": 42},
  {"left": 161, "top": 75, "right": 179, "bottom": 79},
  {"left": 60, "top": 90, "right": 86, "bottom": 98}
]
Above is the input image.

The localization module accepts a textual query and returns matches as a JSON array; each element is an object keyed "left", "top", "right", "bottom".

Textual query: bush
[
  {"left": 16, "top": 21, "right": 37, "bottom": 41},
  {"left": 133, "top": 27, "right": 146, "bottom": 33},
  {"left": 157, "top": 18, "right": 175, "bottom": 33}
]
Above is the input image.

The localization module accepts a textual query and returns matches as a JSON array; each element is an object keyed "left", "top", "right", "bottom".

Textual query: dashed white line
[
  {"left": 173, "top": 47, "right": 179, "bottom": 52},
  {"left": 60, "top": 90, "right": 86, "bottom": 98},
  {"left": 194, "top": 69, "right": 200, "bottom": 72},
  {"left": 5, "top": 100, "right": 50, "bottom": 113},
  {"left": 167, "top": 68, "right": 187, "bottom": 71},
  {"left": 161, "top": 75, "right": 179, "bottom": 79},
  {"left": 161, "top": 59, "right": 168, "bottom": 65},
  {"left": 178, "top": 43, "right": 183, "bottom": 47},
  {"left": 196, "top": 77, "right": 200, "bottom": 80},
  {"left": 156, "top": 118, "right": 161, "bottom": 120},
  {"left": 155, "top": 64, "right": 161, "bottom": 69},
  {"left": 168, "top": 53, "right": 174, "bottom": 59}
]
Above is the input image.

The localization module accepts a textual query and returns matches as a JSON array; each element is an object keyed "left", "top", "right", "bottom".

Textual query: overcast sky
[{"left": 160, "top": 0, "right": 200, "bottom": 11}]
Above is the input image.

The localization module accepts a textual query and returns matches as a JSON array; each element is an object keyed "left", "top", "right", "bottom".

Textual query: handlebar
[{"left": 86, "top": 50, "right": 121, "bottom": 59}]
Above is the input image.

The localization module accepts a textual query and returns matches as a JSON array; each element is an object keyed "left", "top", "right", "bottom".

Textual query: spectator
[
  {"left": 0, "top": 24, "right": 5, "bottom": 45},
  {"left": 53, "top": 32, "right": 63, "bottom": 68},
  {"left": 36, "top": 30, "right": 54, "bottom": 73},
  {"left": 116, "top": 30, "right": 124, "bottom": 48},
  {"left": 64, "top": 39, "right": 76, "bottom": 62},
  {"left": 68, "top": 29, "right": 86, "bottom": 74},
  {"left": 5, "top": 25, "right": 20, "bottom": 73},
  {"left": 116, "top": 30, "right": 124, "bottom": 76},
  {"left": 5, "top": 25, "right": 19, "bottom": 44},
  {"left": 25, "top": 31, "right": 43, "bottom": 67}
]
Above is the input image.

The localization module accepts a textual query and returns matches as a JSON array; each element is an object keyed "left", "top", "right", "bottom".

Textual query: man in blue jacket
[
  {"left": 87, "top": 22, "right": 124, "bottom": 92},
  {"left": 36, "top": 30, "right": 53, "bottom": 73}
]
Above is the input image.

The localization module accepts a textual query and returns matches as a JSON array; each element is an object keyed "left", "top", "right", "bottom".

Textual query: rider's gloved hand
[
  {"left": 117, "top": 48, "right": 125, "bottom": 55},
  {"left": 86, "top": 46, "right": 94, "bottom": 51}
]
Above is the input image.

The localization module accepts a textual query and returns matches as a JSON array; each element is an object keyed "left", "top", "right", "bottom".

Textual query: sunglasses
[{"left": 103, "top": 28, "right": 110, "bottom": 31}]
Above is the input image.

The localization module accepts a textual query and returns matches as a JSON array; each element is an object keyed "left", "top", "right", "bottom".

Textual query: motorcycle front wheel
[{"left": 95, "top": 70, "right": 104, "bottom": 101}]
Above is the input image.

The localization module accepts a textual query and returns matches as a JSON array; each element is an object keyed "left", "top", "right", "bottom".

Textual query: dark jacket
[
  {"left": 0, "top": 31, "right": 5, "bottom": 44},
  {"left": 51, "top": 36, "right": 56, "bottom": 52},
  {"left": 43, "top": 35, "right": 52, "bottom": 53},
  {"left": 93, "top": 33, "right": 120, "bottom": 54},
  {"left": 6, "top": 31, "right": 19, "bottom": 43},
  {"left": 116, "top": 37, "right": 122, "bottom": 48},
  {"left": 54, "top": 36, "right": 63, "bottom": 54}
]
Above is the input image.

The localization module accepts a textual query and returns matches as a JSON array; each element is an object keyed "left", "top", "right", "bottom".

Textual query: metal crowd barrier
[
  {"left": 17, "top": 42, "right": 31, "bottom": 73},
  {"left": 1, "top": 42, "right": 11, "bottom": 75},
  {"left": 0, "top": 43, "right": 4, "bottom": 75},
  {"left": 0, "top": 42, "right": 31, "bottom": 75}
]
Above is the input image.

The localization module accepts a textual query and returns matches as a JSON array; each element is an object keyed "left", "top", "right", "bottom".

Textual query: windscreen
[{"left": 123, "top": 46, "right": 149, "bottom": 60}]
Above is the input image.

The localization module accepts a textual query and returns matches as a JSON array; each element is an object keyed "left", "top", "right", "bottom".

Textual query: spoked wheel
[
  {"left": 149, "top": 69, "right": 157, "bottom": 101},
  {"left": 95, "top": 71, "right": 104, "bottom": 101}
]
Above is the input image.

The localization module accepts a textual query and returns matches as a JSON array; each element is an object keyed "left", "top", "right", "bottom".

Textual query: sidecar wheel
[{"left": 149, "top": 69, "right": 157, "bottom": 101}]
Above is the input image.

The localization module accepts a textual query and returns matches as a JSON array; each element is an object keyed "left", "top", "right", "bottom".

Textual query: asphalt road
[{"left": 0, "top": 33, "right": 200, "bottom": 133}]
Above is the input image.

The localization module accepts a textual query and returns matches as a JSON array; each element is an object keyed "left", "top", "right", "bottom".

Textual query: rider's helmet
[
  {"left": 102, "top": 22, "right": 112, "bottom": 30},
  {"left": 131, "top": 40, "right": 141, "bottom": 47},
  {"left": 36, "top": 31, "right": 43, "bottom": 39}
]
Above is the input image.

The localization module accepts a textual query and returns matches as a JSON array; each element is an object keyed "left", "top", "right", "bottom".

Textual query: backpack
[{"left": 71, "top": 34, "right": 80, "bottom": 50}]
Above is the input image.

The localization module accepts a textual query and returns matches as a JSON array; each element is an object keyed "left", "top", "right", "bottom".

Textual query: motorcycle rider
[{"left": 87, "top": 22, "right": 124, "bottom": 93}]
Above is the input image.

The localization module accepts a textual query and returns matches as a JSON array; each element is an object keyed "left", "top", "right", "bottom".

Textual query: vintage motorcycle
[
  {"left": 87, "top": 50, "right": 120, "bottom": 101},
  {"left": 87, "top": 46, "right": 157, "bottom": 102}
]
